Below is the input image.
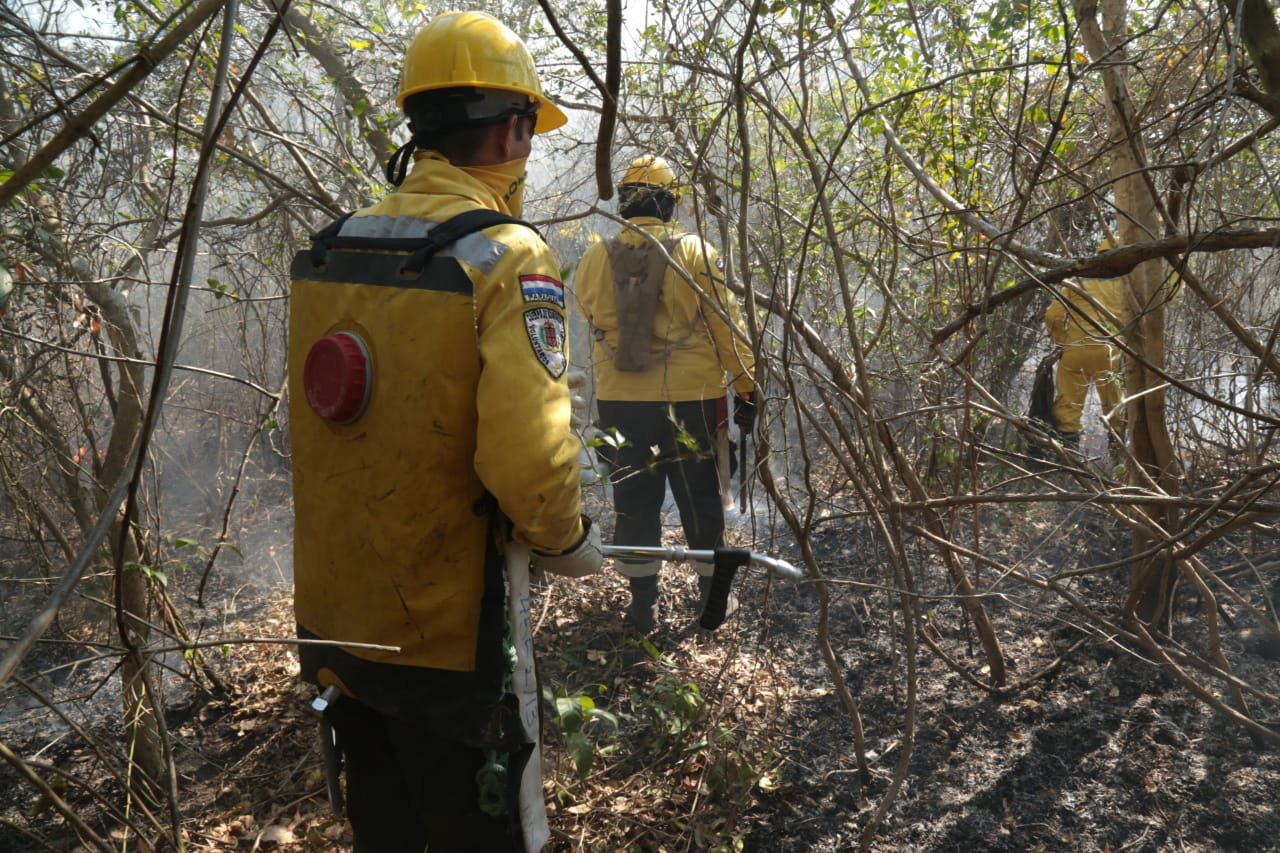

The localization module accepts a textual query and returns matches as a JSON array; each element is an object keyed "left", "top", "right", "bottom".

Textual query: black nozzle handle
[{"left": 699, "top": 547, "right": 750, "bottom": 630}]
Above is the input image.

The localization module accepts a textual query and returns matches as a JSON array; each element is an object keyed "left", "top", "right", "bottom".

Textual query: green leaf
[
  {"left": 567, "top": 731, "right": 593, "bottom": 778},
  {"left": 555, "top": 696, "right": 584, "bottom": 733},
  {"left": 585, "top": 707, "right": 620, "bottom": 733},
  {"left": 124, "top": 561, "right": 167, "bottom": 587}
]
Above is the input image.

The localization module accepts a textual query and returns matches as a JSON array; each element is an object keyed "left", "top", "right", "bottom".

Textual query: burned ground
[{"left": 0, "top": 499, "right": 1277, "bottom": 852}]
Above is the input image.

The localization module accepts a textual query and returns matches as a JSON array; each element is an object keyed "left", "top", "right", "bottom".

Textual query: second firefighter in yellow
[{"left": 575, "top": 155, "right": 756, "bottom": 632}]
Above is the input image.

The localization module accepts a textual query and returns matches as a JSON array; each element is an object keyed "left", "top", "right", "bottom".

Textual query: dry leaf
[{"left": 258, "top": 824, "right": 294, "bottom": 844}]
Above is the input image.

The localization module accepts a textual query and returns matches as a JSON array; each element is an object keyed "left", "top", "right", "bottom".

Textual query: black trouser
[
  {"left": 596, "top": 399, "right": 726, "bottom": 558},
  {"left": 326, "top": 697, "right": 522, "bottom": 853}
]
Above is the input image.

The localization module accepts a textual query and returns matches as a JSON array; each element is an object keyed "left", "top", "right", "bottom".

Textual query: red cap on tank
[{"left": 303, "top": 332, "right": 371, "bottom": 423}]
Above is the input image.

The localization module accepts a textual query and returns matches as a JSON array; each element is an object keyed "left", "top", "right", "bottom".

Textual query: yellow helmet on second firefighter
[{"left": 618, "top": 155, "right": 682, "bottom": 202}]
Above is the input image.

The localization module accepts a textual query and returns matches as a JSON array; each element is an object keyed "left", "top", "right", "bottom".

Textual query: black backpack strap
[
  {"left": 398, "top": 210, "right": 540, "bottom": 275},
  {"left": 308, "top": 212, "right": 355, "bottom": 268},
  {"left": 304, "top": 209, "right": 540, "bottom": 272}
]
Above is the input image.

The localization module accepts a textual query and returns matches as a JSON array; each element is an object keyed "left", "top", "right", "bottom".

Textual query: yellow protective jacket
[
  {"left": 289, "top": 153, "right": 583, "bottom": 721},
  {"left": 574, "top": 217, "right": 755, "bottom": 401},
  {"left": 1045, "top": 275, "right": 1130, "bottom": 347}
]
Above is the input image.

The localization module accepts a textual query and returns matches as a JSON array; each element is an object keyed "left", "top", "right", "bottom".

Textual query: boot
[
  {"left": 697, "top": 575, "right": 738, "bottom": 621},
  {"left": 625, "top": 574, "right": 660, "bottom": 634}
]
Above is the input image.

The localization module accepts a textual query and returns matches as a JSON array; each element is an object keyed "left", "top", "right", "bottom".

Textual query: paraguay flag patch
[
  {"left": 524, "top": 307, "right": 567, "bottom": 378},
  {"left": 519, "top": 274, "right": 565, "bottom": 308}
]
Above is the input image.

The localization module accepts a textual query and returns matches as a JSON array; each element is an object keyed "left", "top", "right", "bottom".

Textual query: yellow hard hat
[
  {"left": 397, "top": 11, "right": 567, "bottom": 134},
  {"left": 619, "top": 155, "right": 681, "bottom": 199}
]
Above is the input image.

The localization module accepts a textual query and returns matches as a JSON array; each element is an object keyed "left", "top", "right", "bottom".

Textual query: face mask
[{"left": 463, "top": 156, "right": 528, "bottom": 217}]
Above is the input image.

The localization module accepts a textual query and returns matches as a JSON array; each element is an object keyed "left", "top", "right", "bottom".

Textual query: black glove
[{"left": 733, "top": 391, "right": 757, "bottom": 432}]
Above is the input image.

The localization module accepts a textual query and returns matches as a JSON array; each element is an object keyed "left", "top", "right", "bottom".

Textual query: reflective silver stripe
[{"left": 338, "top": 214, "right": 508, "bottom": 273}]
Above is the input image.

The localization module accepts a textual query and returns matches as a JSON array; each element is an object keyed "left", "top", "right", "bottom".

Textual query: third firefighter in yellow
[{"left": 1044, "top": 261, "right": 1130, "bottom": 436}]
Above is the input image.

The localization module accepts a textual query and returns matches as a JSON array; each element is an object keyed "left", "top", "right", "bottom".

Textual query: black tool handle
[{"left": 699, "top": 547, "right": 750, "bottom": 630}]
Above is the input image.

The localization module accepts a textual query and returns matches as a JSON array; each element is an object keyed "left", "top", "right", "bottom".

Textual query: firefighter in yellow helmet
[
  {"left": 289, "top": 11, "right": 598, "bottom": 852},
  {"left": 574, "top": 155, "right": 756, "bottom": 633},
  {"left": 1045, "top": 236, "right": 1132, "bottom": 446}
]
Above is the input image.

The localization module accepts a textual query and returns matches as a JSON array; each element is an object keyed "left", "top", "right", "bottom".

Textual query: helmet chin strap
[{"left": 385, "top": 140, "right": 416, "bottom": 187}]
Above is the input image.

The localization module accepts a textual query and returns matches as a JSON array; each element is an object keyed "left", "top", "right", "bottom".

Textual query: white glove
[
  {"left": 533, "top": 516, "right": 603, "bottom": 578},
  {"left": 568, "top": 369, "right": 591, "bottom": 430}
]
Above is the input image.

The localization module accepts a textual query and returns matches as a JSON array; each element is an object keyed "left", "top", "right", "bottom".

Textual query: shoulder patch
[
  {"left": 524, "top": 307, "right": 567, "bottom": 378},
  {"left": 519, "top": 274, "right": 565, "bottom": 308}
]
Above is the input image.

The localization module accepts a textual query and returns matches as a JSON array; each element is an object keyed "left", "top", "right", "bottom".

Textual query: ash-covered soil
[
  {"left": 1, "top": 503, "right": 1277, "bottom": 852},
  {"left": 733, "top": 514, "right": 1280, "bottom": 853}
]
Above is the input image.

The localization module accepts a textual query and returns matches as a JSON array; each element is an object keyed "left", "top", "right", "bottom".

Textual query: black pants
[
  {"left": 596, "top": 399, "right": 726, "bottom": 554},
  {"left": 327, "top": 697, "right": 522, "bottom": 853}
]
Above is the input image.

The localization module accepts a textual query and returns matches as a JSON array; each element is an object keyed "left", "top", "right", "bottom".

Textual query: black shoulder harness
[{"left": 296, "top": 209, "right": 541, "bottom": 279}]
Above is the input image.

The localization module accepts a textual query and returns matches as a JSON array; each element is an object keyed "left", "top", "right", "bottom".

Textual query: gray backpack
[{"left": 604, "top": 235, "right": 681, "bottom": 371}]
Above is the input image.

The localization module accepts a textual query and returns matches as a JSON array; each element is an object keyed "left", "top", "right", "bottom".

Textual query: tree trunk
[
  {"left": 1074, "top": 0, "right": 1182, "bottom": 627},
  {"left": 1240, "top": 0, "right": 1280, "bottom": 100},
  {"left": 89, "top": 280, "right": 168, "bottom": 788}
]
